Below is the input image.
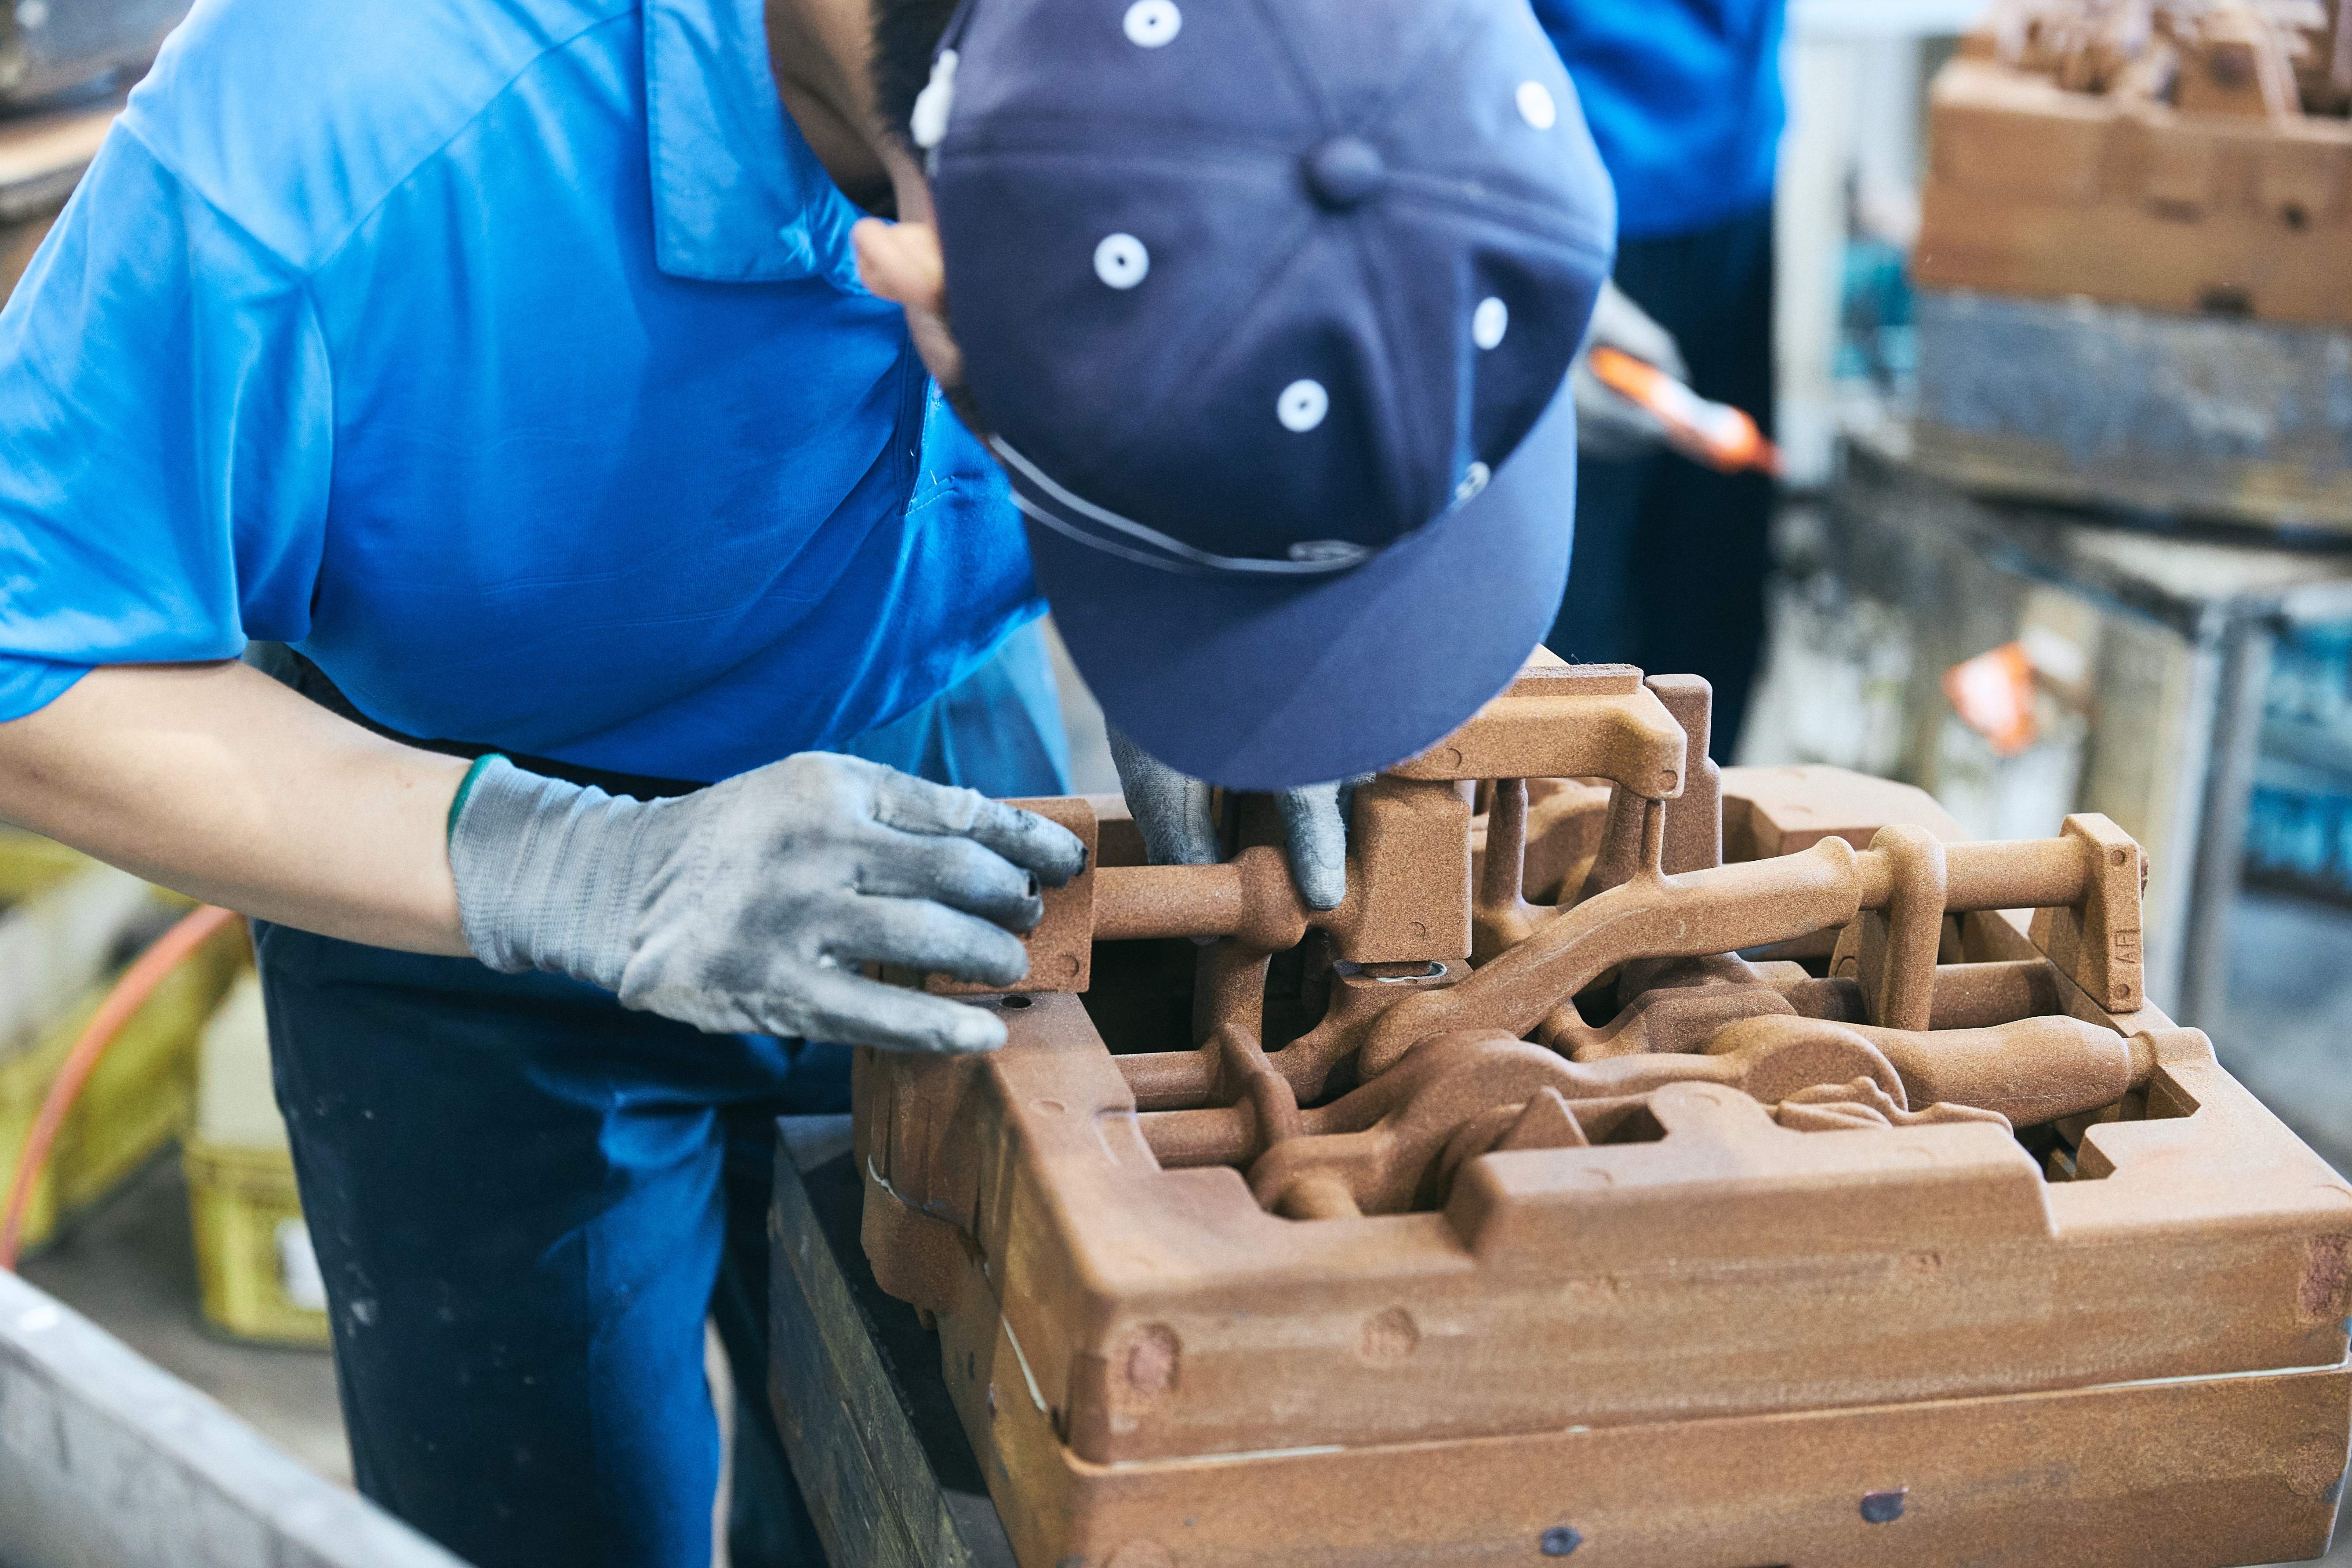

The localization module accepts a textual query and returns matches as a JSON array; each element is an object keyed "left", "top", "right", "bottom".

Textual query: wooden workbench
[{"left": 766, "top": 1115, "right": 1015, "bottom": 1568}]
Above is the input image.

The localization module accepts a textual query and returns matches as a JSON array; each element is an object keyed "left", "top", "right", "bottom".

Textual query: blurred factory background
[{"left": 1, "top": 0, "right": 2350, "bottom": 1557}]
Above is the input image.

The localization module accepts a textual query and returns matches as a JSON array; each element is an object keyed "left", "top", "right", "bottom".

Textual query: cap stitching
[
  {"left": 1238, "top": 0, "right": 1341, "bottom": 132},
  {"left": 1341, "top": 0, "right": 1491, "bottom": 146},
  {"left": 1381, "top": 174, "right": 1615, "bottom": 260},
  {"left": 1342, "top": 212, "right": 1440, "bottom": 534}
]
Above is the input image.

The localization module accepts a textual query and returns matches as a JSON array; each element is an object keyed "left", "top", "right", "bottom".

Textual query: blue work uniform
[
  {"left": 0, "top": 0, "right": 1069, "bottom": 1563},
  {"left": 1533, "top": 0, "right": 1785, "bottom": 757},
  {"left": 1527, "top": 0, "right": 1785, "bottom": 243}
]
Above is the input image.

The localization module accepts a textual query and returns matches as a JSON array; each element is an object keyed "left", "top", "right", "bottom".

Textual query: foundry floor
[{"left": 17, "top": 886, "right": 2352, "bottom": 1566}]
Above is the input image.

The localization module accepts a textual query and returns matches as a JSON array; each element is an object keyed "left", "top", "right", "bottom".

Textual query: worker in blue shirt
[
  {"left": 0, "top": 0, "right": 1615, "bottom": 1563},
  {"left": 1538, "top": 0, "right": 1787, "bottom": 758}
]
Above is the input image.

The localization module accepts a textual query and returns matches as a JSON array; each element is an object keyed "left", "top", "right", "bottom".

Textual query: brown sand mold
[
  {"left": 891, "top": 655, "right": 2210, "bottom": 1229},
  {"left": 865, "top": 658, "right": 2352, "bottom": 1563},
  {"left": 854, "top": 1020, "right": 2350, "bottom": 1489},
  {"left": 978, "top": 1350, "right": 2352, "bottom": 1568},
  {"left": 861, "top": 991, "right": 2350, "bottom": 1464},
  {"left": 1916, "top": 4, "right": 2352, "bottom": 324}
]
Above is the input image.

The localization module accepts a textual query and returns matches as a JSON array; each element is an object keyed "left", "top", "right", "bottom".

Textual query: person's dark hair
[{"left": 871, "top": 0, "right": 961, "bottom": 151}]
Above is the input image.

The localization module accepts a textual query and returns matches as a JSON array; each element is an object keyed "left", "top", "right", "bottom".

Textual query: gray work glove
[
  {"left": 448, "top": 753, "right": 1087, "bottom": 1055},
  {"left": 1105, "top": 727, "right": 1350, "bottom": 911},
  {"left": 1570, "top": 278, "right": 1690, "bottom": 462}
]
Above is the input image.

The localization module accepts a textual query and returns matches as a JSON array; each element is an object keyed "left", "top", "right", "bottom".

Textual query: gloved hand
[
  {"left": 1570, "top": 278, "right": 1690, "bottom": 462},
  {"left": 1106, "top": 727, "right": 1350, "bottom": 911},
  {"left": 448, "top": 753, "right": 1087, "bottom": 1054}
]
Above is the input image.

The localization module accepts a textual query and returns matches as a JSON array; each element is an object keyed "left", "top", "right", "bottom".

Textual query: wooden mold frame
[{"left": 852, "top": 661, "right": 2352, "bottom": 1568}]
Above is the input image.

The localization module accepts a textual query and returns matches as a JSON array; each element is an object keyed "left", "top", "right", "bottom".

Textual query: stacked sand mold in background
[
  {"left": 1911, "top": 1, "right": 2352, "bottom": 532},
  {"left": 0, "top": 832, "right": 244, "bottom": 1251}
]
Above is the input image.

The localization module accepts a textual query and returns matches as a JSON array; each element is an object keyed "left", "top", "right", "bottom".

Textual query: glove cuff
[{"left": 447, "top": 756, "right": 660, "bottom": 990}]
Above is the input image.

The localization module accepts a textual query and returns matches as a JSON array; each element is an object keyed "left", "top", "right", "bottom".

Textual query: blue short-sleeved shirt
[
  {"left": 0, "top": 0, "right": 1044, "bottom": 782},
  {"left": 1530, "top": 0, "right": 1785, "bottom": 242}
]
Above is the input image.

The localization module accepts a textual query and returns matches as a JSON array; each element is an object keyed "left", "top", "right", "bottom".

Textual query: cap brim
[{"left": 1037, "top": 382, "right": 1577, "bottom": 791}]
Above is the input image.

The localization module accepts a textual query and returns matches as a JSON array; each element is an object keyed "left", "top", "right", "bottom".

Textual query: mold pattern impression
[{"left": 850, "top": 656, "right": 2352, "bottom": 1568}]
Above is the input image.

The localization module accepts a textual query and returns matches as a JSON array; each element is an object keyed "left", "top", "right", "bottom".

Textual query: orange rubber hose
[{"left": 0, "top": 903, "right": 240, "bottom": 1270}]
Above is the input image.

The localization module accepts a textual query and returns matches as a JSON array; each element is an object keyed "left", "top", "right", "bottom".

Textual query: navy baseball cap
[{"left": 916, "top": 0, "right": 1616, "bottom": 790}]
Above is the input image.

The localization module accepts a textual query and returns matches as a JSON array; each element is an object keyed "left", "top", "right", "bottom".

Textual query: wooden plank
[{"left": 768, "top": 1115, "right": 1017, "bottom": 1568}]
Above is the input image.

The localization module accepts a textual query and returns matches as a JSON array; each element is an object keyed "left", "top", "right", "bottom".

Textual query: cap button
[{"left": 1303, "top": 137, "right": 1387, "bottom": 211}]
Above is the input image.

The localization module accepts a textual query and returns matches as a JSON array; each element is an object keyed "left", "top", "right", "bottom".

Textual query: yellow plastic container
[
  {"left": 0, "top": 828, "right": 95, "bottom": 903},
  {"left": 0, "top": 917, "right": 246, "bottom": 1249},
  {"left": 185, "top": 1136, "right": 330, "bottom": 1347}
]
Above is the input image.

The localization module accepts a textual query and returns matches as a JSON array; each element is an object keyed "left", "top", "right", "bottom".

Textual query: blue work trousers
[
  {"left": 1545, "top": 202, "right": 1776, "bottom": 758},
  {"left": 255, "top": 626, "right": 1069, "bottom": 1568}
]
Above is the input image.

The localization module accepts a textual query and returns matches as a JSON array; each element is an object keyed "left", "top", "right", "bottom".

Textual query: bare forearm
[{"left": 0, "top": 660, "right": 472, "bottom": 953}]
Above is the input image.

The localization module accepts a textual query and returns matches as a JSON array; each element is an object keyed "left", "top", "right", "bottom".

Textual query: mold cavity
[
  {"left": 2026, "top": 1077, "right": 2202, "bottom": 1183},
  {"left": 1585, "top": 1102, "right": 1667, "bottom": 1146},
  {"left": 1333, "top": 959, "right": 1447, "bottom": 983}
]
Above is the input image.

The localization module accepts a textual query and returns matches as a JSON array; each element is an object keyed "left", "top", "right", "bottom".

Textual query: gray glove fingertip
[
  {"left": 868, "top": 767, "right": 1085, "bottom": 885},
  {"left": 971, "top": 798, "right": 1088, "bottom": 885},
  {"left": 1108, "top": 726, "right": 1221, "bottom": 867},
  {"left": 931, "top": 1000, "right": 1013, "bottom": 1054},
  {"left": 1277, "top": 783, "right": 1349, "bottom": 911},
  {"left": 879, "top": 995, "right": 1008, "bottom": 1057},
  {"left": 1295, "top": 861, "right": 1346, "bottom": 912},
  {"left": 796, "top": 970, "right": 1009, "bottom": 1055}
]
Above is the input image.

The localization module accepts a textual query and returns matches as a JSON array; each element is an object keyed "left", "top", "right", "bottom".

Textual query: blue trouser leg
[
  {"left": 256, "top": 928, "right": 825, "bottom": 1568},
  {"left": 258, "top": 622, "right": 1071, "bottom": 1568},
  {"left": 1546, "top": 202, "right": 1777, "bottom": 760}
]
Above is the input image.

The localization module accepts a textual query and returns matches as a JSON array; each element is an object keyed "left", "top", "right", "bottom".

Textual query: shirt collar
[{"left": 643, "top": 0, "right": 870, "bottom": 288}]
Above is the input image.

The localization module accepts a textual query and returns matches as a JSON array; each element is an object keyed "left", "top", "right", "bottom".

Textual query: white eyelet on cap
[
  {"left": 1278, "top": 379, "right": 1330, "bottom": 433},
  {"left": 1472, "top": 297, "right": 1509, "bottom": 350},
  {"left": 909, "top": 50, "right": 959, "bottom": 149},
  {"left": 1123, "top": 0, "right": 1181, "bottom": 47},
  {"left": 1516, "top": 80, "right": 1558, "bottom": 130},
  {"left": 1454, "top": 462, "right": 1492, "bottom": 505},
  {"left": 1093, "top": 233, "right": 1150, "bottom": 290}
]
